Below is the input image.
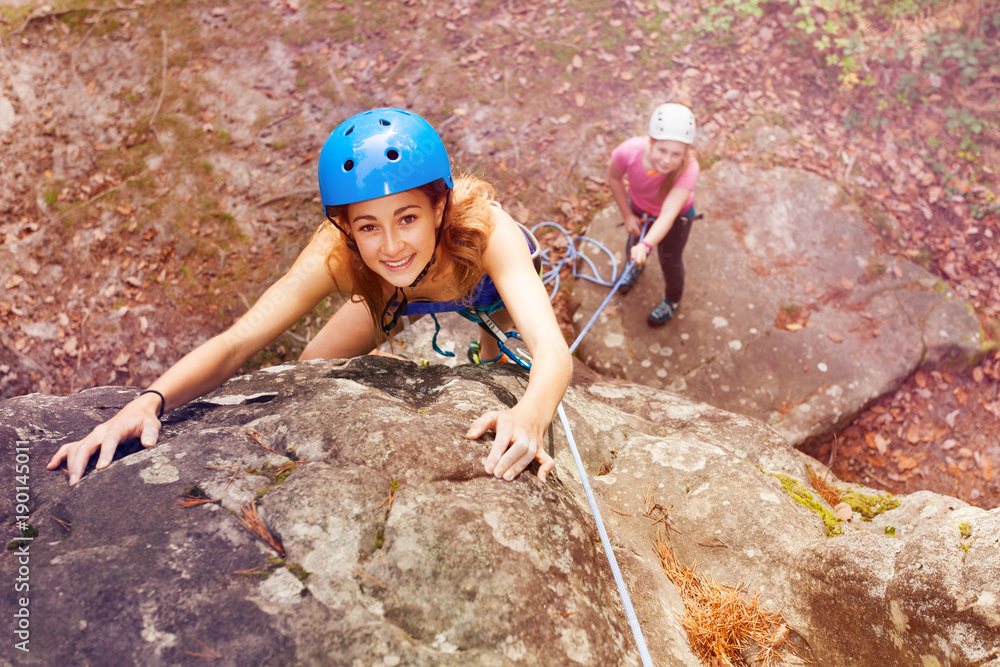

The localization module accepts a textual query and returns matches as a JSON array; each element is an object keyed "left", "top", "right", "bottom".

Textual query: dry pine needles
[
  {"left": 655, "top": 532, "right": 798, "bottom": 666},
  {"left": 235, "top": 502, "right": 285, "bottom": 557}
]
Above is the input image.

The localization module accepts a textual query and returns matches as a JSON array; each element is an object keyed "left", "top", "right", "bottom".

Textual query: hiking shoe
[
  {"left": 618, "top": 264, "right": 643, "bottom": 294},
  {"left": 648, "top": 299, "right": 678, "bottom": 326},
  {"left": 467, "top": 341, "right": 504, "bottom": 364}
]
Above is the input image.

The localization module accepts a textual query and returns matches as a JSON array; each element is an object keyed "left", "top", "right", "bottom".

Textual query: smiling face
[
  {"left": 347, "top": 188, "right": 445, "bottom": 288},
  {"left": 648, "top": 138, "right": 688, "bottom": 174}
]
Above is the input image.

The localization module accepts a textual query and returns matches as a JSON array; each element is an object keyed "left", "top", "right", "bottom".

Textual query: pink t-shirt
[{"left": 611, "top": 136, "right": 699, "bottom": 217}]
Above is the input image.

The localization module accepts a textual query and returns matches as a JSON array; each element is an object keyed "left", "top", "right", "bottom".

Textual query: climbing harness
[{"left": 397, "top": 220, "right": 541, "bottom": 361}]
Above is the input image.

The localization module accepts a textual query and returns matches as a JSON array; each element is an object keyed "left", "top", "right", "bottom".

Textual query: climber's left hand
[{"left": 466, "top": 406, "right": 554, "bottom": 482}]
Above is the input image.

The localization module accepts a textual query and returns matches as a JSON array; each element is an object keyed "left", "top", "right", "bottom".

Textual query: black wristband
[{"left": 139, "top": 389, "right": 166, "bottom": 419}]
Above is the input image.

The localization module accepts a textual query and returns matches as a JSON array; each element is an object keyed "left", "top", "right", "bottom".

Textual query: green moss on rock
[
  {"left": 958, "top": 521, "right": 977, "bottom": 551},
  {"left": 842, "top": 491, "right": 900, "bottom": 521},
  {"left": 762, "top": 469, "right": 843, "bottom": 537}
]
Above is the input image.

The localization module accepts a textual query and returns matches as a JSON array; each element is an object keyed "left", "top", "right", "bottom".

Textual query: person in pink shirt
[{"left": 607, "top": 103, "right": 700, "bottom": 325}]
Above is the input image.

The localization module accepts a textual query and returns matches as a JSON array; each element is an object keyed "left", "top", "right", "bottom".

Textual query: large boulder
[
  {"left": 0, "top": 359, "right": 640, "bottom": 666},
  {"left": 2, "top": 359, "right": 997, "bottom": 666},
  {"left": 571, "top": 160, "right": 984, "bottom": 447},
  {"left": 554, "top": 372, "right": 999, "bottom": 666}
]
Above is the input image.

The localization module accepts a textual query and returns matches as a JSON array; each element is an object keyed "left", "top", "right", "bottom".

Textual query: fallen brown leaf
[
  {"left": 864, "top": 431, "right": 877, "bottom": 450},
  {"left": 981, "top": 454, "right": 994, "bottom": 482},
  {"left": 954, "top": 387, "right": 969, "bottom": 405}
]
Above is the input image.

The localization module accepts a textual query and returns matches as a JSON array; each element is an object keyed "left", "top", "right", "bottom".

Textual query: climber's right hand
[{"left": 47, "top": 394, "right": 162, "bottom": 486}]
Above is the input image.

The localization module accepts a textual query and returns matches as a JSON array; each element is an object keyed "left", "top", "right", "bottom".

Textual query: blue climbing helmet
[
  {"left": 318, "top": 107, "right": 454, "bottom": 214},
  {"left": 318, "top": 108, "right": 455, "bottom": 330}
]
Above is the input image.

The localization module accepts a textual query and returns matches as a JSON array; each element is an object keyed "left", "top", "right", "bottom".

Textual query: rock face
[
  {"left": 3, "top": 359, "right": 998, "bottom": 666},
  {"left": 571, "top": 161, "right": 983, "bottom": 447},
  {"left": 0, "top": 359, "right": 639, "bottom": 666}
]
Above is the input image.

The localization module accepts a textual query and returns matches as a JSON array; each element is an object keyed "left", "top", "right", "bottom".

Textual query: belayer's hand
[
  {"left": 630, "top": 242, "right": 650, "bottom": 266},
  {"left": 466, "top": 407, "right": 554, "bottom": 482},
  {"left": 47, "top": 398, "right": 162, "bottom": 485},
  {"left": 624, "top": 213, "right": 642, "bottom": 238}
]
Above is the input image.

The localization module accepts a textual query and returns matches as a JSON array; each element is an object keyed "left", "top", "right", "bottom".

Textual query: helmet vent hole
[
  {"left": 379, "top": 119, "right": 391, "bottom": 126},
  {"left": 343, "top": 159, "right": 355, "bottom": 172},
  {"left": 344, "top": 125, "right": 354, "bottom": 136},
  {"left": 385, "top": 148, "right": 400, "bottom": 161}
]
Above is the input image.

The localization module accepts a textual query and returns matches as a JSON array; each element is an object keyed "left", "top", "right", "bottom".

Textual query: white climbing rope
[
  {"left": 557, "top": 402, "right": 654, "bottom": 667},
  {"left": 491, "top": 329, "right": 654, "bottom": 666}
]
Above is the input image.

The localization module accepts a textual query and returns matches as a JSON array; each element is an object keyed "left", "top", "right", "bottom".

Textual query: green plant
[
  {"left": 959, "top": 521, "right": 973, "bottom": 539},
  {"left": 943, "top": 107, "right": 989, "bottom": 154},
  {"left": 286, "top": 561, "right": 311, "bottom": 582},
  {"left": 6, "top": 523, "right": 38, "bottom": 550},
  {"left": 923, "top": 33, "right": 992, "bottom": 86},
  {"left": 969, "top": 191, "right": 1000, "bottom": 220},
  {"left": 696, "top": 0, "right": 763, "bottom": 35}
]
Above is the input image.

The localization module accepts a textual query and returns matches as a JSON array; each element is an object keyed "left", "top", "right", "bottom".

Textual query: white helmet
[{"left": 648, "top": 103, "right": 696, "bottom": 144}]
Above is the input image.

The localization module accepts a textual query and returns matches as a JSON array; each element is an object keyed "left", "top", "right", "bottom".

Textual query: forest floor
[{"left": 1, "top": 0, "right": 998, "bottom": 507}]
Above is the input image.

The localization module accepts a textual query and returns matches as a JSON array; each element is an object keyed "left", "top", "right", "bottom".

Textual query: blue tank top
[{"left": 401, "top": 274, "right": 503, "bottom": 319}]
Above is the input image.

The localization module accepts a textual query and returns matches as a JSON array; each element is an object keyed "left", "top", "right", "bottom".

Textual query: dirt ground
[{"left": 1, "top": 1, "right": 998, "bottom": 507}]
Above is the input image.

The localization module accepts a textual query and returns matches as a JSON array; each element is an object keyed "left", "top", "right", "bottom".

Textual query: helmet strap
[
  {"left": 324, "top": 215, "right": 360, "bottom": 254},
  {"left": 380, "top": 287, "right": 407, "bottom": 335},
  {"left": 380, "top": 190, "right": 451, "bottom": 335}
]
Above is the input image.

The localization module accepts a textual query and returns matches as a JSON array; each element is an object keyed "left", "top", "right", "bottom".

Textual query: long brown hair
[{"left": 321, "top": 173, "right": 497, "bottom": 342}]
